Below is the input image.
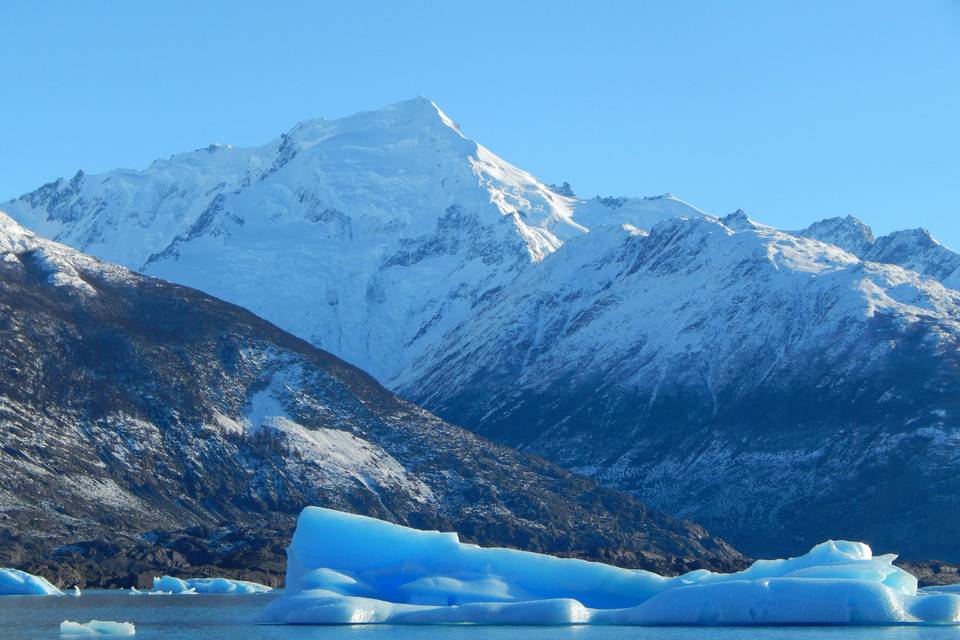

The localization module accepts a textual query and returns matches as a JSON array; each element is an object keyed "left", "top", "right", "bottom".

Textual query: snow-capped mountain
[
  {"left": 398, "top": 212, "right": 960, "bottom": 560},
  {"left": 3, "top": 98, "right": 704, "bottom": 383},
  {"left": 0, "top": 212, "right": 743, "bottom": 586},
  {"left": 6, "top": 98, "right": 960, "bottom": 561}
]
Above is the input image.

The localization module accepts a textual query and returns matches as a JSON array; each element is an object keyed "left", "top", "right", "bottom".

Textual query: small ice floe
[
  {"left": 71, "top": 585, "right": 82, "bottom": 597},
  {"left": 0, "top": 568, "right": 63, "bottom": 595},
  {"left": 128, "top": 586, "right": 141, "bottom": 595},
  {"left": 59, "top": 620, "right": 135, "bottom": 636},
  {"left": 150, "top": 575, "right": 271, "bottom": 594},
  {"left": 923, "top": 584, "right": 960, "bottom": 594}
]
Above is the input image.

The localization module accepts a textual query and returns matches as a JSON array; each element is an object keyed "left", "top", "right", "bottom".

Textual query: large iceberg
[
  {"left": 259, "top": 507, "right": 960, "bottom": 625},
  {"left": 150, "top": 576, "right": 271, "bottom": 594},
  {"left": 0, "top": 568, "right": 63, "bottom": 595}
]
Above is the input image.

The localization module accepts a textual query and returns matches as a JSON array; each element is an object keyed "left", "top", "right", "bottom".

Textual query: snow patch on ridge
[{"left": 239, "top": 368, "right": 434, "bottom": 504}]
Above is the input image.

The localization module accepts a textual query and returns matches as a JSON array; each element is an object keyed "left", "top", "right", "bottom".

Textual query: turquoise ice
[
  {"left": 260, "top": 507, "right": 960, "bottom": 625},
  {"left": 0, "top": 568, "right": 62, "bottom": 596},
  {"left": 149, "top": 576, "right": 271, "bottom": 595}
]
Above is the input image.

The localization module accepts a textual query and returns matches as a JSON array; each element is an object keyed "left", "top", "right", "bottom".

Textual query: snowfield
[{"left": 259, "top": 507, "right": 960, "bottom": 626}]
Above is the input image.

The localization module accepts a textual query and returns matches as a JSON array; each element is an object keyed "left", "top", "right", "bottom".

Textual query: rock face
[
  {"left": 0, "top": 213, "right": 745, "bottom": 586},
  {"left": 5, "top": 98, "right": 960, "bottom": 562}
]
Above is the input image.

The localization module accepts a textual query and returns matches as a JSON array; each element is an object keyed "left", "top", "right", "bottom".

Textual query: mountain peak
[
  {"left": 866, "top": 227, "right": 960, "bottom": 288},
  {"left": 881, "top": 227, "right": 937, "bottom": 246},
  {"left": 368, "top": 95, "right": 448, "bottom": 121},
  {"left": 395, "top": 96, "right": 462, "bottom": 131},
  {"left": 798, "top": 215, "right": 875, "bottom": 255},
  {"left": 289, "top": 96, "right": 463, "bottom": 141},
  {"left": 720, "top": 209, "right": 757, "bottom": 231},
  {"left": 395, "top": 94, "right": 443, "bottom": 111}
]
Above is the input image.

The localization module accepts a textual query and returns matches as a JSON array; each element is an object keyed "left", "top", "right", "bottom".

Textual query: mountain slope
[
  {"left": 398, "top": 214, "right": 960, "bottom": 560},
  {"left": 6, "top": 98, "right": 960, "bottom": 562},
  {"left": 0, "top": 212, "right": 744, "bottom": 585}
]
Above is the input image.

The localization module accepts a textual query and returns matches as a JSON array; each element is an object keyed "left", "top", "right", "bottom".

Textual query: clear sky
[{"left": 1, "top": 0, "right": 958, "bottom": 246}]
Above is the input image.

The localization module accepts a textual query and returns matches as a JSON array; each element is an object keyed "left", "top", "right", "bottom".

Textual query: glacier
[
  {"left": 259, "top": 508, "right": 960, "bottom": 626},
  {"left": 0, "top": 568, "right": 63, "bottom": 595},
  {"left": 150, "top": 576, "right": 271, "bottom": 594}
]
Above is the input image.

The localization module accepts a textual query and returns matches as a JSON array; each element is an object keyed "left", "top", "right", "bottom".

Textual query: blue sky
[{"left": 2, "top": 0, "right": 958, "bottom": 246}]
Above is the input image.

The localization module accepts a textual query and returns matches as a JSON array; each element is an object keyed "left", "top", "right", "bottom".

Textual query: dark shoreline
[{"left": 6, "top": 525, "right": 960, "bottom": 591}]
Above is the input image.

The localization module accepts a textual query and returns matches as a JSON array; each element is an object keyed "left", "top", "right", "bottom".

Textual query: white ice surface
[
  {"left": 259, "top": 507, "right": 960, "bottom": 626},
  {"left": 0, "top": 568, "right": 63, "bottom": 595}
]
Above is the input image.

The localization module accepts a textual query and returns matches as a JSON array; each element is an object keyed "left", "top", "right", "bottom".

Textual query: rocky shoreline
[
  {"left": 5, "top": 520, "right": 958, "bottom": 591},
  {"left": 2, "top": 518, "right": 752, "bottom": 590}
]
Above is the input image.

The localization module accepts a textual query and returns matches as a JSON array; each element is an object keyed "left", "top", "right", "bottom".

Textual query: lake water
[{"left": 3, "top": 590, "right": 960, "bottom": 639}]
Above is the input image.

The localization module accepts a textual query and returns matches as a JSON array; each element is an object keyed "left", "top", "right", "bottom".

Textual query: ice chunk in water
[
  {"left": 151, "top": 575, "right": 270, "bottom": 594},
  {"left": 59, "top": 620, "right": 135, "bottom": 636},
  {"left": 258, "top": 507, "right": 960, "bottom": 626},
  {"left": 922, "top": 584, "right": 960, "bottom": 595},
  {"left": 0, "top": 568, "right": 62, "bottom": 595}
]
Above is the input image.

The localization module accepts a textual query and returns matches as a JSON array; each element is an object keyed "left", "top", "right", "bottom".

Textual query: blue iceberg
[
  {"left": 150, "top": 576, "right": 271, "bottom": 594},
  {"left": 0, "top": 568, "right": 62, "bottom": 595},
  {"left": 60, "top": 620, "right": 135, "bottom": 636},
  {"left": 259, "top": 507, "right": 960, "bottom": 625}
]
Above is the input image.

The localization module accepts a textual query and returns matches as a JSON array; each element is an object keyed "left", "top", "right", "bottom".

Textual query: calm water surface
[{"left": 3, "top": 590, "right": 960, "bottom": 640}]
